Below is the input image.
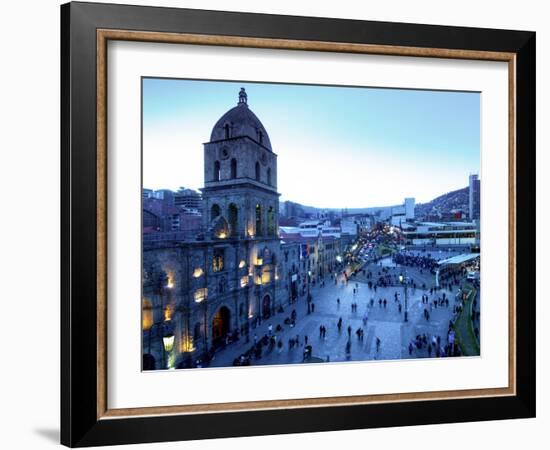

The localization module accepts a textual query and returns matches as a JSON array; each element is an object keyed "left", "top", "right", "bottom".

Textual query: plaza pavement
[{"left": 207, "top": 257, "right": 461, "bottom": 368}]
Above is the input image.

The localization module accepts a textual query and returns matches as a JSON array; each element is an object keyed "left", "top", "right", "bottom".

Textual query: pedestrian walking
[{"left": 376, "top": 337, "right": 381, "bottom": 353}]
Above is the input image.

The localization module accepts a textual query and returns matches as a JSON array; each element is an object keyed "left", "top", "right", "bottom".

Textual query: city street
[{"left": 206, "top": 256, "right": 461, "bottom": 368}]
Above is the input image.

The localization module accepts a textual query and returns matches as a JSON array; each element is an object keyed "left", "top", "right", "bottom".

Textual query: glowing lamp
[{"left": 163, "top": 333, "right": 175, "bottom": 352}]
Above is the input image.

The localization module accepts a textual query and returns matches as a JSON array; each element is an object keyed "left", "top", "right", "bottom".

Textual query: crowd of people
[
  {"left": 407, "top": 327, "right": 462, "bottom": 358},
  {"left": 393, "top": 251, "right": 440, "bottom": 272},
  {"left": 208, "top": 244, "right": 480, "bottom": 368}
]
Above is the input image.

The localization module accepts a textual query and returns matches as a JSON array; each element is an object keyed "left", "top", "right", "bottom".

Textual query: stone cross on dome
[{"left": 238, "top": 87, "right": 248, "bottom": 106}]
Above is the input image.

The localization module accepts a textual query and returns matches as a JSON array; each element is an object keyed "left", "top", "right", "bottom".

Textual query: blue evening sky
[{"left": 143, "top": 78, "right": 480, "bottom": 208}]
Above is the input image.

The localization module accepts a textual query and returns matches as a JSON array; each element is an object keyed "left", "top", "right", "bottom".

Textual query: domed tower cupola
[
  {"left": 209, "top": 88, "right": 273, "bottom": 151},
  {"left": 201, "top": 88, "right": 280, "bottom": 239}
]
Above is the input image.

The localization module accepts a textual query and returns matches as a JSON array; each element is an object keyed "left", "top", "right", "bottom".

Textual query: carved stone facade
[{"left": 143, "top": 89, "right": 287, "bottom": 369}]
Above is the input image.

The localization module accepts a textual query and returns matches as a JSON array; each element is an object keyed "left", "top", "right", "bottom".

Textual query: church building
[{"left": 142, "top": 88, "right": 300, "bottom": 369}]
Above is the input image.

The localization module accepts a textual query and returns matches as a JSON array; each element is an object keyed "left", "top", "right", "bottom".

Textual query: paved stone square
[{"left": 207, "top": 258, "right": 459, "bottom": 368}]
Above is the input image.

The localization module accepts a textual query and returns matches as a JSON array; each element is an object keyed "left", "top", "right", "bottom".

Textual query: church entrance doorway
[{"left": 212, "top": 306, "right": 230, "bottom": 348}]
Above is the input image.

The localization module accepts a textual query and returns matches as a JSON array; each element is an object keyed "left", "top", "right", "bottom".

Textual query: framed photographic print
[{"left": 61, "top": 1, "right": 536, "bottom": 447}]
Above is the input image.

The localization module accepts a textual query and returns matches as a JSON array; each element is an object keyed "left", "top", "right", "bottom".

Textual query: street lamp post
[{"left": 399, "top": 273, "right": 409, "bottom": 322}]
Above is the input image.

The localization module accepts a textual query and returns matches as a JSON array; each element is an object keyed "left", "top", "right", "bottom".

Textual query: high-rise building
[
  {"left": 174, "top": 187, "right": 202, "bottom": 213},
  {"left": 469, "top": 174, "right": 481, "bottom": 220},
  {"left": 405, "top": 197, "right": 415, "bottom": 220}
]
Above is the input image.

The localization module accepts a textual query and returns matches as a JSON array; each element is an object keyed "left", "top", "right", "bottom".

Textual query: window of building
[
  {"left": 194, "top": 288, "right": 208, "bottom": 303},
  {"left": 230, "top": 158, "right": 237, "bottom": 179},
  {"left": 258, "top": 130, "right": 263, "bottom": 144},
  {"left": 267, "top": 167, "right": 272, "bottom": 185},
  {"left": 214, "top": 160, "right": 221, "bottom": 181},
  {"left": 142, "top": 299, "right": 153, "bottom": 330},
  {"left": 228, "top": 203, "right": 238, "bottom": 236},
  {"left": 224, "top": 123, "right": 230, "bottom": 139},
  {"left": 211, "top": 204, "right": 221, "bottom": 221},
  {"left": 255, "top": 162, "right": 260, "bottom": 181},
  {"left": 255, "top": 203, "right": 262, "bottom": 236},
  {"left": 267, "top": 206, "right": 276, "bottom": 235},
  {"left": 213, "top": 248, "right": 224, "bottom": 272}
]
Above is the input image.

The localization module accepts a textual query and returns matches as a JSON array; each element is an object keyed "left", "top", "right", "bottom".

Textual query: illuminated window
[
  {"left": 142, "top": 299, "right": 153, "bottom": 330},
  {"left": 261, "top": 266, "right": 271, "bottom": 284},
  {"left": 213, "top": 248, "right": 224, "bottom": 272},
  {"left": 194, "top": 288, "right": 208, "bottom": 303},
  {"left": 164, "top": 305, "right": 172, "bottom": 321}
]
